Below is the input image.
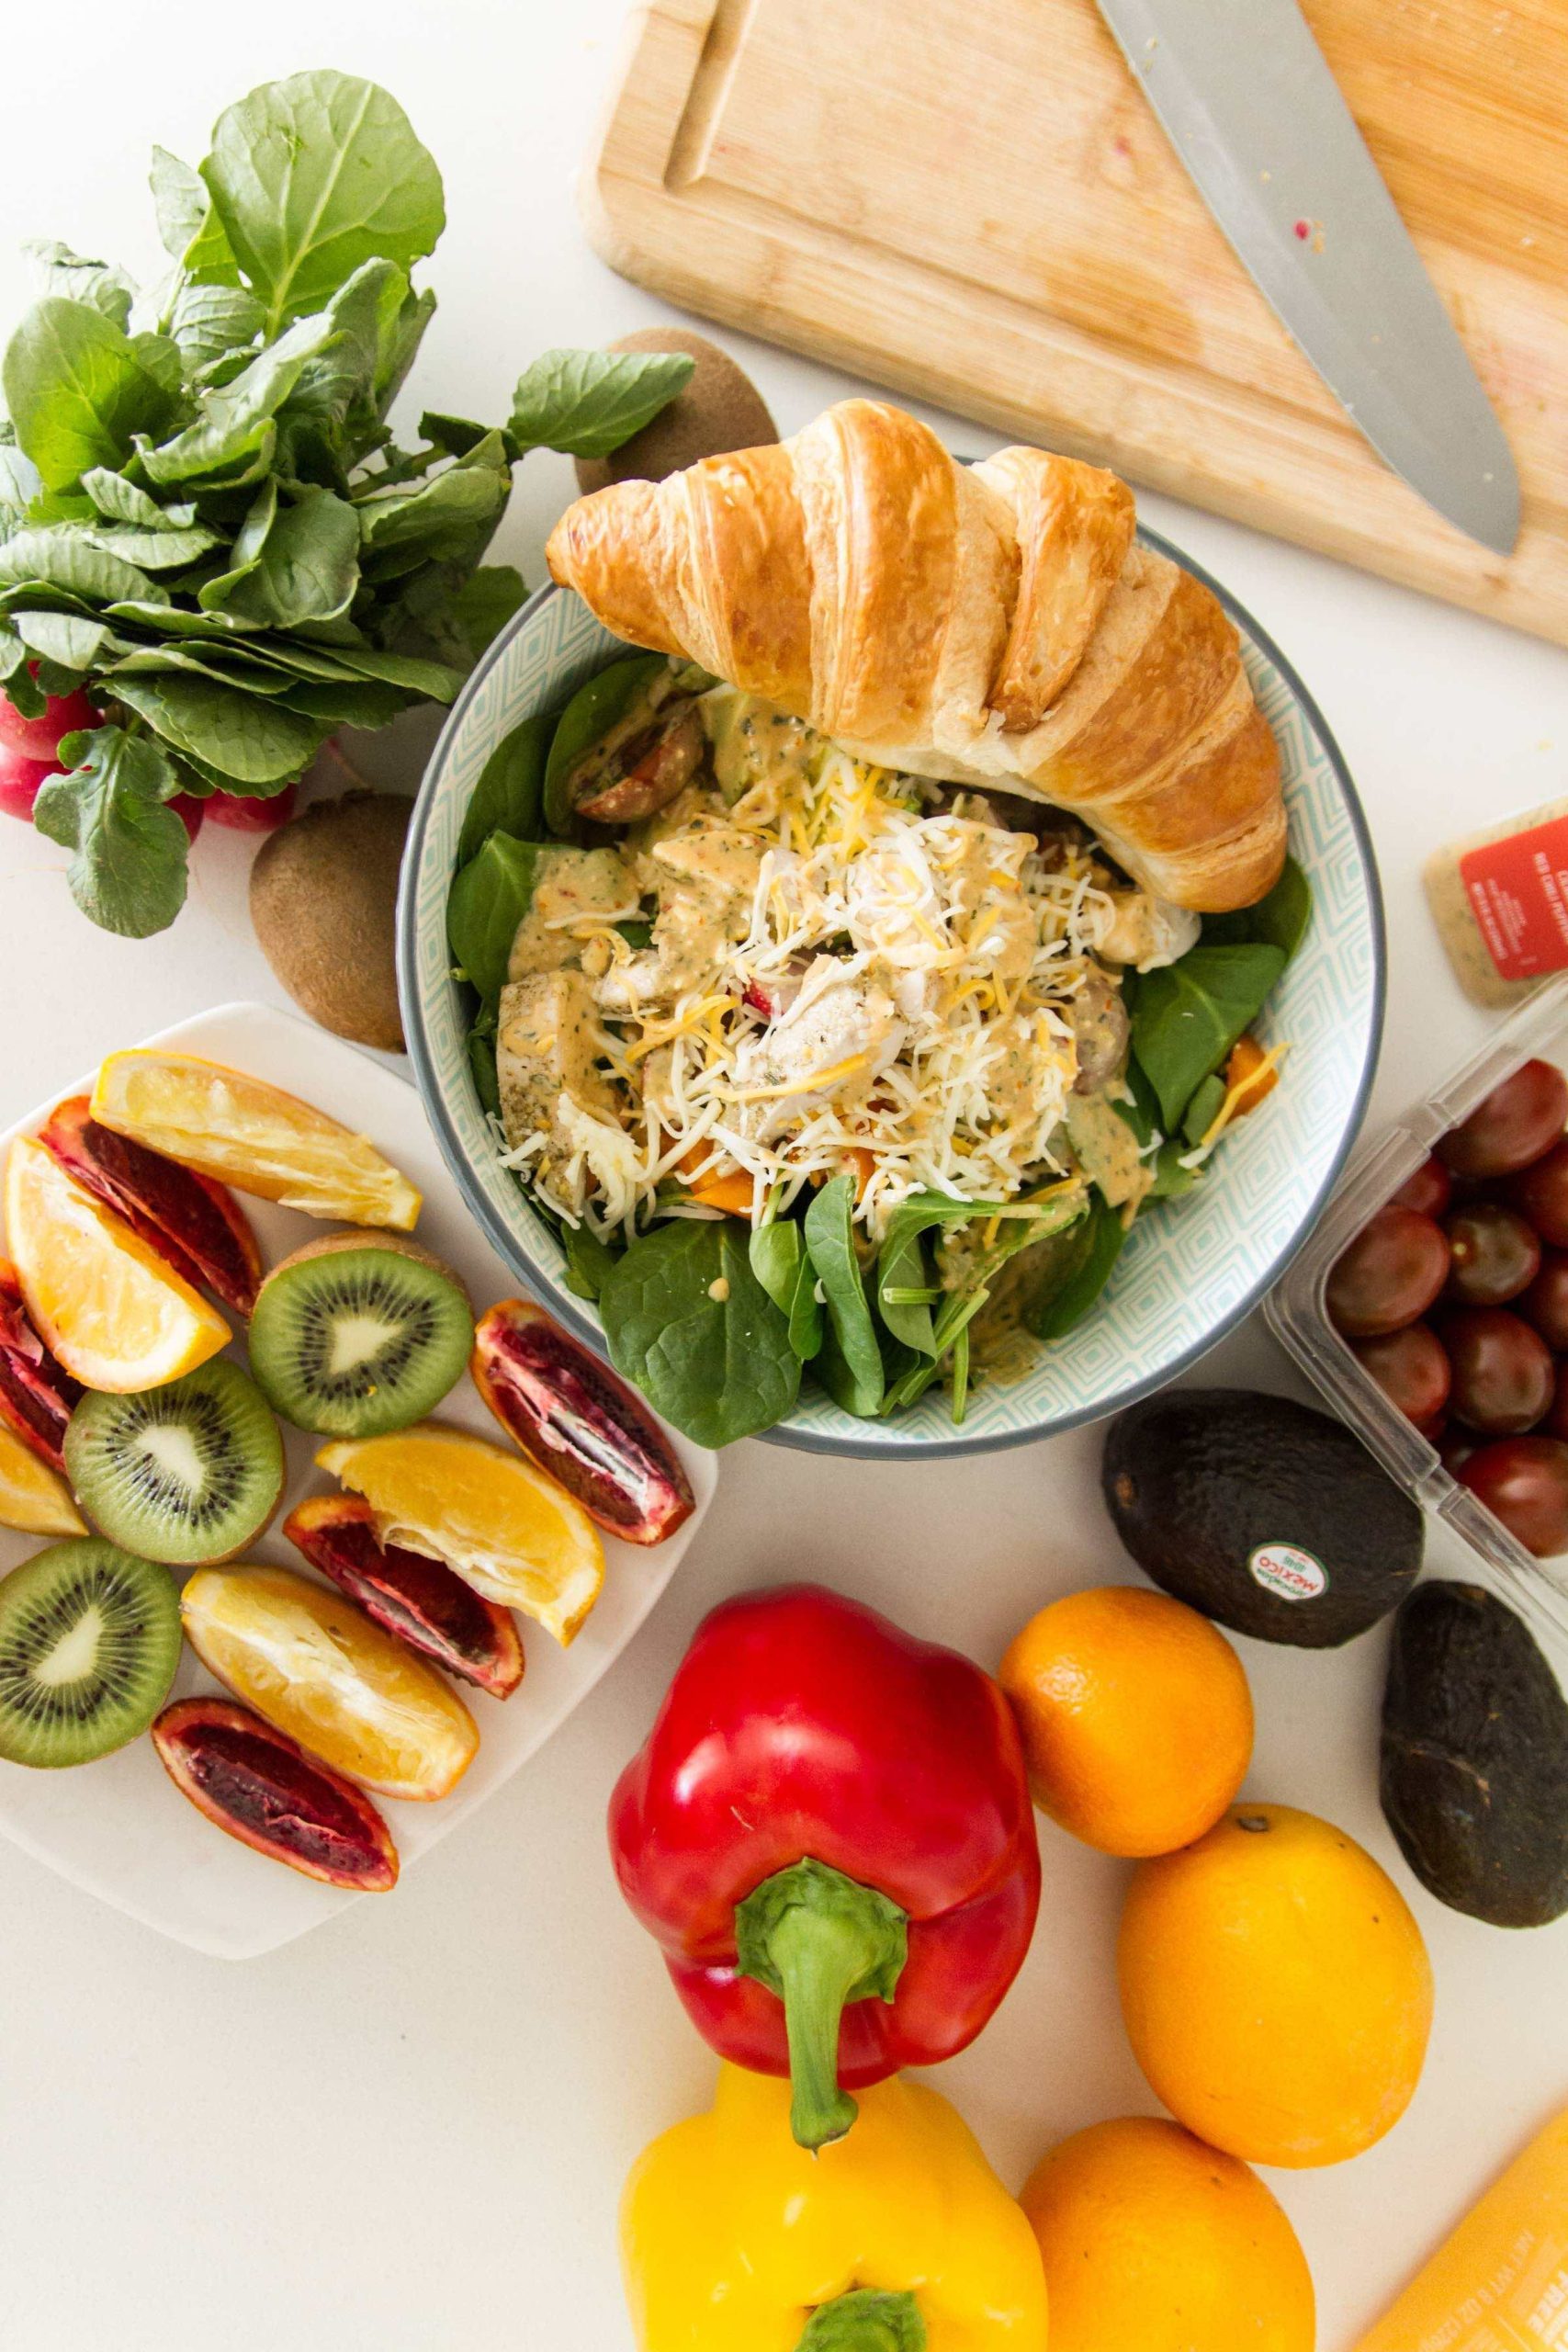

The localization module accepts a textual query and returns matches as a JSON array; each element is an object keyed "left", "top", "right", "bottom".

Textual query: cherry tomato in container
[
  {"left": 1326, "top": 1205, "right": 1450, "bottom": 1339},
  {"left": 1506, "top": 1140, "right": 1568, "bottom": 1249},
  {"left": 1459, "top": 1436, "right": 1568, "bottom": 1557},
  {"left": 1518, "top": 1251, "right": 1568, "bottom": 1351},
  {"left": 0, "top": 680, "right": 95, "bottom": 763},
  {"left": 1443, "top": 1203, "right": 1540, "bottom": 1306},
  {"left": 1438, "top": 1059, "right": 1568, "bottom": 1181},
  {"left": 1443, "top": 1307, "right": 1554, "bottom": 1434},
  {"left": 1439, "top": 1428, "right": 1477, "bottom": 1476},
  {"left": 1392, "top": 1156, "right": 1452, "bottom": 1218},
  {"left": 1352, "top": 1324, "right": 1451, "bottom": 1429}
]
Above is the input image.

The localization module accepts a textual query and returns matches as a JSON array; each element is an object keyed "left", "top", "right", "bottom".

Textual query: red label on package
[{"left": 1460, "top": 817, "right": 1568, "bottom": 981}]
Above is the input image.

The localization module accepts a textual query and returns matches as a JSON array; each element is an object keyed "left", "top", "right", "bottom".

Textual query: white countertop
[{"left": 4, "top": 6, "right": 1568, "bottom": 2346}]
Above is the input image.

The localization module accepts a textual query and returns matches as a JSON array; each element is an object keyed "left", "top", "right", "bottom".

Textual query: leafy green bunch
[{"left": 0, "top": 70, "right": 691, "bottom": 937}]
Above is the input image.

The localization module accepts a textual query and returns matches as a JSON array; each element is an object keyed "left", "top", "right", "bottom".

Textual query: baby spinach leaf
[
  {"left": 467, "top": 1028, "right": 501, "bottom": 1119},
  {"left": 33, "top": 725, "right": 188, "bottom": 937},
  {"left": 109, "top": 672, "right": 321, "bottom": 783},
  {"left": 1149, "top": 1141, "right": 1202, "bottom": 1199},
  {"left": 150, "top": 148, "right": 242, "bottom": 285},
  {"left": 1024, "top": 1194, "right": 1128, "bottom": 1341},
  {"left": 445, "top": 563, "right": 526, "bottom": 661},
  {"left": 749, "top": 1215, "right": 824, "bottom": 1362},
  {"left": 1182, "top": 1071, "right": 1227, "bottom": 1148},
  {"left": 1129, "top": 943, "right": 1285, "bottom": 1132},
  {"left": 138, "top": 308, "right": 336, "bottom": 482},
  {"left": 446, "top": 832, "right": 543, "bottom": 1004},
  {"left": 457, "top": 714, "right": 551, "bottom": 865},
  {"left": 3, "top": 299, "right": 176, "bottom": 490},
  {"left": 803, "top": 1174, "right": 884, "bottom": 1417},
  {"left": 204, "top": 485, "right": 360, "bottom": 627},
  {"left": 201, "top": 72, "right": 446, "bottom": 329},
  {"left": 510, "top": 348, "right": 694, "bottom": 458},
  {"left": 875, "top": 1223, "right": 938, "bottom": 1356},
  {"left": 1201, "top": 854, "right": 1312, "bottom": 961},
  {"left": 560, "top": 1218, "right": 619, "bottom": 1304},
  {"left": 23, "top": 242, "right": 135, "bottom": 329},
  {"left": 599, "top": 1219, "right": 799, "bottom": 1447},
  {"left": 0, "top": 527, "right": 162, "bottom": 605},
  {"left": 165, "top": 282, "right": 266, "bottom": 373}
]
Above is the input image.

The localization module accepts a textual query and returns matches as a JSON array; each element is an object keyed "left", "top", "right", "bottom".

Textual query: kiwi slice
[
  {"left": 246, "top": 1232, "right": 474, "bottom": 1438},
  {"left": 65, "top": 1359, "right": 284, "bottom": 1566},
  {"left": 0, "top": 1538, "right": 181, "bottom": 1765}
]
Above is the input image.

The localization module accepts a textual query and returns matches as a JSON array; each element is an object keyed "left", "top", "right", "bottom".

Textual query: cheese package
[
  {"left": 1426, "top": 797, "right": 1568, "bottom": 1008},
  {"left": 1355, "top": 2104, "right": 1568, "bottom": 2351}
]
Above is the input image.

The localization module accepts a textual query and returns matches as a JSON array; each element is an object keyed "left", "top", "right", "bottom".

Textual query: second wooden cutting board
[{"left": 584, "top": 0, "right": 1567, "bottom": 645}]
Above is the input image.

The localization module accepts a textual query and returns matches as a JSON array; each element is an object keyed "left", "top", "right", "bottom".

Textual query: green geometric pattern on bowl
[{"left": 400, "top": 549, "right": 1383, "bottom": 1458}]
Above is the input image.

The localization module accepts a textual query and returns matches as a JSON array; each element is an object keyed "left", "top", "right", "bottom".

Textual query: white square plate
[{"left": 0, "top": 1001, "right": 715, "bottom": 1959}]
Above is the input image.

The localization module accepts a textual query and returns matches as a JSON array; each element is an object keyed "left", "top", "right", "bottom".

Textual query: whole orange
[
  {"left": 999, "top": 1586, "right": 1254, "bottom": 1855},
  {"left": 1118, "top": 1803, "right": 1433, "bottom": 2167},
  {"left": 1021, "top": 2115, "right": 1314, "bottom": 2352}
]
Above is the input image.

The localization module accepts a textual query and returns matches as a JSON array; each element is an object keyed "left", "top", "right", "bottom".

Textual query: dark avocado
[
  {"left": 1382, "top": 1581, "right": 1568, "bottom": 1927},
  {"left": 1101, "top": 1386, "right": 1423, "bottom": 1646}
]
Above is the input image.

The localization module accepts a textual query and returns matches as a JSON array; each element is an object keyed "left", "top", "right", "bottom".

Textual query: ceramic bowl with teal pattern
[{"left": 399, "top": 537, "right": 1383, "bottom": 1458}]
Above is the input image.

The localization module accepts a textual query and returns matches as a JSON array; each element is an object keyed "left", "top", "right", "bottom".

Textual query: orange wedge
[
  {"left": 0, "top": 1421, "right": 85, "bottom": 1535},
  {"left": 317, "top": 1424, "right": 605, "bottom": 1645},
  {"left": 90, "top": 1051, "right": 421, "bottom": 1231},
  {"left": 4, "top": 1137, "right": 231, "bottom": 1391},
  {"left": 181, "top": 1566, "right": 478, "bottom": 1802}
]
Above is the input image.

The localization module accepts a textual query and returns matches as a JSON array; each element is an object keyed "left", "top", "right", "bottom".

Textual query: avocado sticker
[{"left": 1248, "top": 1543, "right": 1327, "bottom": 1602}]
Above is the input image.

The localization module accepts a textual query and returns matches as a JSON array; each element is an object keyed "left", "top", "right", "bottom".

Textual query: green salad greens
[
  {"left": 0, "top": 71, "right": 691, "bottom": 938},
  {"left": 447, "top": 662, "right": 1313, "bottom": 1449}
]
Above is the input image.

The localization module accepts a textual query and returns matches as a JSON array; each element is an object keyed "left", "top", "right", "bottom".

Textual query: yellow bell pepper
[{"left": 622, "top": 2064, "right": 1049, "bottom": 2352}]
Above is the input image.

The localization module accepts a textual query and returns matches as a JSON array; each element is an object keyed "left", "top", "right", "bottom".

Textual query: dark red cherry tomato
[
  {"left": 1392, "top": 1155, "right": 1452, "bottom": 1218},
  {"left": 1438, "top": 1059, "right": 1568, "bottom": 1181},
  {"left": 1545, "top": 1363, "right": 1568, "bottom": 1443},
  {"left": 1438, "top": 1427, "right": 1476, "bottom": 1476},
  {"left": 1326, "top": 1205, "right": 1450, "bottom": 1338},
  {"left": 1505, "top": 1139, "right": 1568, "bottom": 1249},
  {"left": 1443, "top": 1306, "right": 1554, "bottom": 1434},
  {"left": 1459, "top": 1435, "right": 1568, "bottom": 1556},
  {"left": 1443, "top": 1202, "right": 1540, "bottom": 1306},
  {"left": 1351, "top": 1323, "right": 1450, "bottom": 1429},
  {"left": 1518, "top": 1250, "right": 1568, "bottom": 1351}
]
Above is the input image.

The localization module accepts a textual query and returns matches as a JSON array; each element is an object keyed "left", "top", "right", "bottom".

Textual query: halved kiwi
[
  {"left": 246, "top": 1232, "right": 474, "bottom": 1438},
  {"left": 0, "top": 1538, "right": 182, "bottom": 1765},
  {"left": 65, "top": 1359, "right": 284, "bottom": 1566}
]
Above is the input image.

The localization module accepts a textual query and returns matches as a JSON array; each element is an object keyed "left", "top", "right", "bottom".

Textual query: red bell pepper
[{"left": 608, "top": 1582, "right": 1041, "bottom": 2150}]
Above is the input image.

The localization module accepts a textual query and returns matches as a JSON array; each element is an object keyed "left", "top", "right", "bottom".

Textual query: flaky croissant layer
[{"left": 546, "top": 399, "right": 1286, "bottom": 912}]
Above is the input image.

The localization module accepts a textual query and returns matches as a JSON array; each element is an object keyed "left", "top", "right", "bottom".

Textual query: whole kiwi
[
  {"left": 573, "top": 327, "right": 777, "bottom": 494},
  {"left": 251, "top": 792, "right": 411, "bottom": 1051}
]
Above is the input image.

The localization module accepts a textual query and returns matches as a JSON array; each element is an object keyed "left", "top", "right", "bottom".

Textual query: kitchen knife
[{"left": 1094, "top": 0, "right": 1520, "bottom": 555}]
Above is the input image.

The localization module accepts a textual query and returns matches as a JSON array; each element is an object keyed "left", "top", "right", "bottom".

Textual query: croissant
[{"left": 545, "top": 400, "right": 1286, "bottom": 911}]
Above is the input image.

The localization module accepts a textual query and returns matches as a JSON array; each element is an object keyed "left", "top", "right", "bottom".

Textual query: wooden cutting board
[{"left": 582, "top": 0, "right": 1568, "bottom": 644}]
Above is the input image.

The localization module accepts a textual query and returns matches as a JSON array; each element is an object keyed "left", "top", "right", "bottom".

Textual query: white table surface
[{"left": 4, "top": 7, "right": 1568, "bottom": 2346}]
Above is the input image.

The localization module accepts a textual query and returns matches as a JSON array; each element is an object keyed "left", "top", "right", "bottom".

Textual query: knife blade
[{"left": 1093, "top": 0, "right": 1520, "bottom": 555}]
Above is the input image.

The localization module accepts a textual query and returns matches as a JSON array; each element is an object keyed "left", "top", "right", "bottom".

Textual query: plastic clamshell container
[{"left": 1267, "top": 976, "right": 1568, "bottom": 1635}]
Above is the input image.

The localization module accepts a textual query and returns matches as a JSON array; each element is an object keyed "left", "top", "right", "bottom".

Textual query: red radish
[
  {"left": 0, "top": 680, "right": 95, "bottom": 763},
  {"left": 0, "top": 745, "right": 61, "bottom": 821},
  {"left": 205, "top": 781, "right": 298, "bottom": 831}
]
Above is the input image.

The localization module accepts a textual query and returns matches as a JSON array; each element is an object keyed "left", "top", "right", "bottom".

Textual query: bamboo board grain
[{"left": 582, "top": 0, "right": 1568, "bottom": 644}]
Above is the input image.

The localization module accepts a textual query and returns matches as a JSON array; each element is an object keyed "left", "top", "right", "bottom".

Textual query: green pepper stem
[
  {"left": 734, "top": 1858, "right": 908, "bottom": 2153},
  {"left": 795, "top": 2289, "right": 927, "bottom": 2351}
]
